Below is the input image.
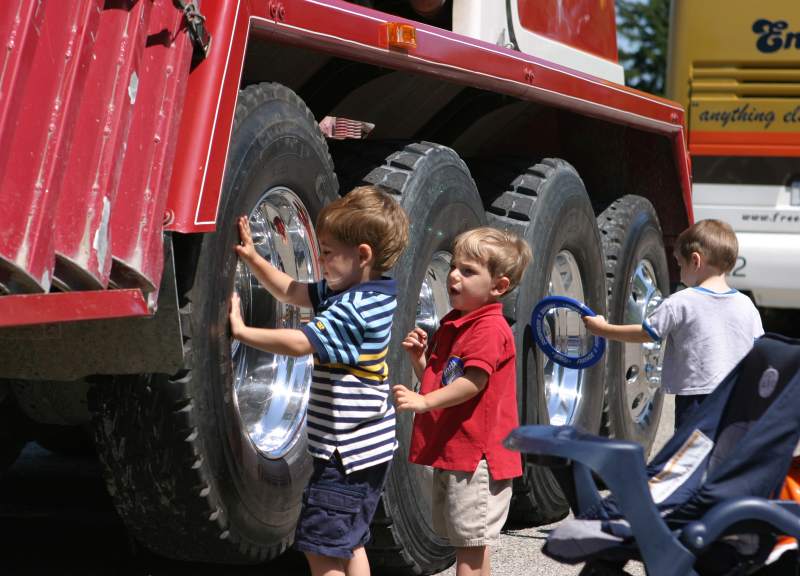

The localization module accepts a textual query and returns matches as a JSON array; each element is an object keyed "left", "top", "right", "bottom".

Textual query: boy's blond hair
[
  {"left": 316, "top": 185, "right": 409, "bottom": 272},
  {"left": 676, "top": 219, "right": 738, "bottom": 273},
  {"left": 453, "top": 227, "right": 532, "bottom": 290}
]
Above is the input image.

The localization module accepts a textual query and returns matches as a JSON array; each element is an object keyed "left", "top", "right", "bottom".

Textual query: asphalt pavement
[
  {"left": 432, "top": 394, "right": 675, "bottom": 576},
  {"left": 0, "top": 397, "right": 676, "bottom": 576}
]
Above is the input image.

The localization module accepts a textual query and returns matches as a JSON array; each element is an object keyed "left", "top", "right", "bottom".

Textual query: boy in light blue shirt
[{"left": 584, "top": 219, "right": 763, "bottom": 430}]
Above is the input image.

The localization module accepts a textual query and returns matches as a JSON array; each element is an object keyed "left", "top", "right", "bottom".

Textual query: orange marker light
[{"left": 385, "top": 22, "right": 417, "bottom": 49}]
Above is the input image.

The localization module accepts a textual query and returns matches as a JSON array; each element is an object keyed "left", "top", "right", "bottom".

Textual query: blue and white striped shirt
[{"left": 300, "top": 278, "right": 398, "bottom": 473}]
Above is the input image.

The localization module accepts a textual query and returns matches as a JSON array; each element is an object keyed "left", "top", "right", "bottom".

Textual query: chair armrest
[
  {"left": 506, "top": 425, "right": 697, "bottom": 576},
  {"left": 681, "top": 498, "right": 800, "bottom": 552},
  {"left": 506, "top": 425, "right": 644, "bottom": 470},
  {"left": 504, "top": 425, "right": 651, "bottom": 503}
]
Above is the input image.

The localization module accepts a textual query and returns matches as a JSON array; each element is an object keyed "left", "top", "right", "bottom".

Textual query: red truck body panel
[
  {"left": 55, "top": 1, "right": 152, "bottom": 291},
  {"left": 0, "top": 1, "right": 103, "bottom": 294},
  {"left": 166, "top": 0, "right": 691, "bottom": 234},
  {"left": 166, "top": 0, "right": 243, "bottom": 232},
  {"left": 0, "top": 0, "right": 191, "bottom": 296},
  {"left": 0, "top": 0, "right": 692, "bottom": 327},
  {"left": 516, "top": 0, "right": 618, "bottom": 61},
  {"left": 110, "top": 3, "right": 193, "bottom": 293},
  {"left": 0, "top": 289, "right": 149, "bottom": 328}
]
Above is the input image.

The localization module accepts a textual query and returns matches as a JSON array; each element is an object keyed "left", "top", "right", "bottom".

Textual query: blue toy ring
[{"left": 531, "top": 295, "right": 606, "bottom": 369}]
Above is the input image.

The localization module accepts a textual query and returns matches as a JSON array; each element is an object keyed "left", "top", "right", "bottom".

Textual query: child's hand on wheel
[
  {"left": 229, "top": 292, "right": 246, "bottom": 339},
  {"left": 234, "top": 216, "right": 257, "bottom": 263}
]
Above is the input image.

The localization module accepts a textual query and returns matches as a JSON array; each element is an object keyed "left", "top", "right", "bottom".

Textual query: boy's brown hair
[
  {"left": 675, "top": 218, "right": 738, "bottom": 273},
  {"left": 452, "top": 227, "right": 532, "bottom": 290},
  {"left": 316, "top": 185, "right": 409, "bottom": 272}
]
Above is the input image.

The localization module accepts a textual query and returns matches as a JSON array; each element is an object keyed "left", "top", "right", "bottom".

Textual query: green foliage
[{"left": 616, "top": 0, "right": 670, "bottom": 95}]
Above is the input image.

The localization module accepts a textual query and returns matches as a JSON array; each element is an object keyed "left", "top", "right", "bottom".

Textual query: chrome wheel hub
[
  {"left": 416, "top": 251, "right": 452, "bottom": 352},
  {"left": 231, "top": 187, "right": 319, "bottom": 459},
  {"left": 622, "top": 260, "right": 664, "bottom": 430},
  {"left": 411, "top": 251, "right": 452, "bottom": 508},
  {"left": 542, "top": 251, "right": 590, "bottom": 426}
]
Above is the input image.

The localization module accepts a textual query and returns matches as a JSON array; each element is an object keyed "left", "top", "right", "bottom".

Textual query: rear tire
[
  {"left": 479, "top": 158, "right": 606, "bottom": 525},
  {"left": 334, "top": 141, "right": 485, "bottom": 574},
  {"left": 597, "top": 196, "right": 668, "bottom": 453},
  {"left": 90, "top": 83, "right": 338, "bottom": 563}
]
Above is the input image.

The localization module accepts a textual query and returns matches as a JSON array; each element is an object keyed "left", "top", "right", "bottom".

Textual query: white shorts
[{"left": 431, "top": 459, "right": 513, "bottom": 547}]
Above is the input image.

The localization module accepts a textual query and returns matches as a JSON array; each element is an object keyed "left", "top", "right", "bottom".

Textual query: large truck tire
[
  {"left": 90, "top": 83, "right": 338, "bottom": 563},
  {"left": 597, "top": 196, "right": 668, "bottom": 454},
  {"left": 480, "top": 158, "right": 606, "bottom": 525},
  {"left": 334, "top": 141, "right": 484, "bottom": 574}
]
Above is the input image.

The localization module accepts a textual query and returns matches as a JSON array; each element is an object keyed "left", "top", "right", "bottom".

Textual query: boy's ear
[
  {"left": 690, "top": 251, "right": 703, "bottom": 269},
  {"left": 491, "top": 275, "right": 511, "bottom": 297},
  {"left": 358, "top": 243, "right": 374, "bottom": 268}
]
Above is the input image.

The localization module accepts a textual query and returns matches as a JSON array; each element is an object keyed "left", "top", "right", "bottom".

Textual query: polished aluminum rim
[
  {"left": 411, "top": 251, "right": 452, "bottom": 514},
  {"left": 622, "top": 260, "right": 664, "bottom": 429},
  {"left": 416, "top": 251, "right": 452, "bottom": 349},
  {"left": 542, "top": 251, "right": 589, "bottom": 426},
  {"left": 231, "top": 188, "right": 319, "bottom": 459}
]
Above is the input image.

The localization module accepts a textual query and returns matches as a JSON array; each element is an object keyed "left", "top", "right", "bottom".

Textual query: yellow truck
[{"left": 667, "top": 0, "right": 800, "bottom": 311}]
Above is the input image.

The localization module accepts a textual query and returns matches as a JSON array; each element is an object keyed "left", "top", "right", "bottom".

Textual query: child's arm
[
  {"left": 401, "top": 327, "right": 428, "bottom": 379},
  {"left": 583, "top": 315, "right": 653, "bottom": 343},
  {"left": 393, "top": 367, "right": 488, "bottom": 413},
  {"left": 235, "top": 216, "right": 312, "bottom": 308},
  {"left": 230, "top": 293, "right": 314, "bottom": 356}
]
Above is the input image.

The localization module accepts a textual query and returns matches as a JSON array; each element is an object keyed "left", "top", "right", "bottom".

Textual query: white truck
[{"left": 668, "top": 0, "right": 800, "bottom": 313}]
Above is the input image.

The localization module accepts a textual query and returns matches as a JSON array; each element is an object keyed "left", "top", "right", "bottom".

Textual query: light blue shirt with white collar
[{"left": 643, "top": 286, "right": 764, "bottom": 395}]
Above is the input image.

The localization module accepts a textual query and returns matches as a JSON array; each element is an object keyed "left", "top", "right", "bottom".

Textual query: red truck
[{"left": 0, "top": 0, "right": 691, "bottom": 572}]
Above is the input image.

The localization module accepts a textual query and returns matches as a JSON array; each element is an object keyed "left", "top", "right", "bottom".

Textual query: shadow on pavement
[{"left": 0, "top": 443, "right": 310, "bottom": 576}]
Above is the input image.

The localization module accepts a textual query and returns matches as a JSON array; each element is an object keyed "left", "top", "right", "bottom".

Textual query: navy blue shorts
[
  {"left": 674, "top": 393, "right": 709, "bottom": 431},
  {"left": 294, "top": 455, "right": 390, "bottom": 559}
]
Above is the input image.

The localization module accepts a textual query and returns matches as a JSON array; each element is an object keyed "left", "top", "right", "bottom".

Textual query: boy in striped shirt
[{"left": 229, "top": 185, "right": 409, "bottom": 576}]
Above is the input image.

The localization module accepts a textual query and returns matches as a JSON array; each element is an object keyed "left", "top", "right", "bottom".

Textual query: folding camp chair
[{"left": 506, "top": 333, "right": 800, "bottom": 576}]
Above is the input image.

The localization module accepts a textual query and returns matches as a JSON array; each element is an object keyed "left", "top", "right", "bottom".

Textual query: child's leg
[
  {"left": 294, "top": 455, "right": 389, "bottom": 575},
  {"left": 304, "top": 545, "right": 371, "bottom": 576},
  {"left": 434, "top": 460, "right": 510, "bottom": 576},
  {"left": 455, "top": 545, "right": 490, "bottom": 576},
  {"left": 305, "top": 552, "right": 345, "bottom": 576},
  {"left": 674, "top": 393, "right": 708, "bottom": 431},
  {"left": 343, "top": 545, "right": 370, "bottom": 576}
]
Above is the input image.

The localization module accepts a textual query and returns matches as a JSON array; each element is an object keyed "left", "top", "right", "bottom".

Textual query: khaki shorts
[{"left": 432, "top": 459, "right": 513, "bottom": 547}]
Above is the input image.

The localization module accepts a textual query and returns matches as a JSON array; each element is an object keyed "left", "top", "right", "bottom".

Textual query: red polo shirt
[{"left": 409, "top": 302, "right": 522, "bottom": 480}]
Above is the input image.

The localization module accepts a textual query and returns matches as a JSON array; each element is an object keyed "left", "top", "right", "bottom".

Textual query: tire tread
[
  {"left": 362, "top": 141, "right": 472, "bottom": 575},
  {"left": 89, "top": 82, "right": 327, "bottom": 564},
  {"left": 332, "top": 139, "right": 480, "bottom": 574},
  {"left": 478, "top": 158, "right": 593, "bottom": 526},
  {"left": 596, "top": 195, "right": 666, "bottom": 446}
]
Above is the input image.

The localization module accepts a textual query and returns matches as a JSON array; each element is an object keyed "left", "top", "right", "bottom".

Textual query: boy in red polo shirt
[{"left": 393, "top": 227, "right": 532, "bottom": 576}]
